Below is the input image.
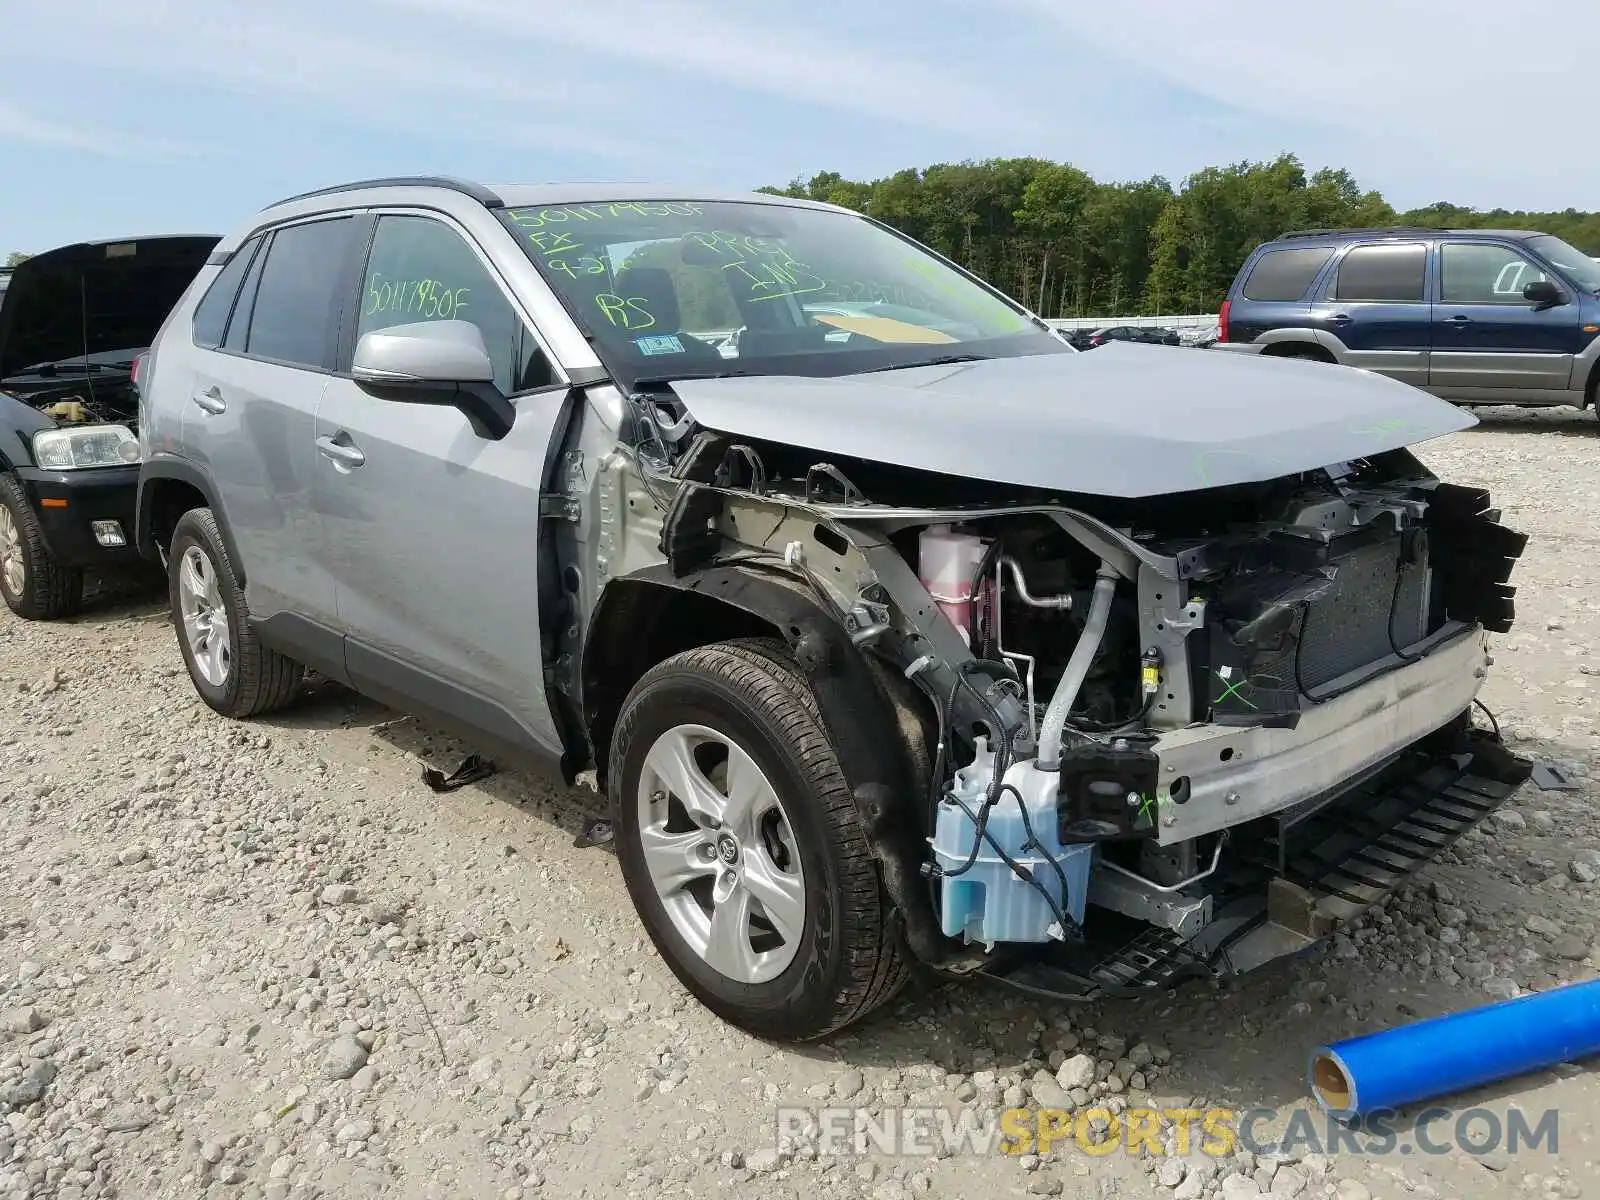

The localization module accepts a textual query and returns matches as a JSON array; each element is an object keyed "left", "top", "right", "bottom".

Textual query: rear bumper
[
  {"left": 1212, "top": 341, "right": 1266, "bottom": 356},
  {"left": 12, "top": 464, "right": 140, "bottom": 569}
]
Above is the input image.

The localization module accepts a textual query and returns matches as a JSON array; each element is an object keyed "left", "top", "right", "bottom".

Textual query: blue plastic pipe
[{"left": 1308, "top": 978, "right": 1600, "bottom": 1120}]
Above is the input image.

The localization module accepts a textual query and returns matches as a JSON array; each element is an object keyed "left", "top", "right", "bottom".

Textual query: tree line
[
  {"left": 759, "top": 154, "right": 1600, "bottom": 319},
  {"left": 10, "top": 153, "right": 1599, "bottom": 319}
]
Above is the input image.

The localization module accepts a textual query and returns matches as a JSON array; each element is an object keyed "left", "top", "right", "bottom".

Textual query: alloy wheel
[
  {"left": 635, "top": 723, "right": 807, "bottom": 985},
  {"left": 178, "top": 545, "right": 231, "bottom": 687},
  {"left": 0, "top": 505, "right": 22, "bottom": 598}
]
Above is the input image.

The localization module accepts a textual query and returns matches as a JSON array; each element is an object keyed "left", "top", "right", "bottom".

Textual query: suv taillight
[{"left": 1218, "top": 299, "right": 1231, "bottom": 344}]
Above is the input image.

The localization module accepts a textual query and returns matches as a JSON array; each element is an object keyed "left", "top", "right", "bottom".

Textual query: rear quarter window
[
  {"left": 1240, "top": 247, "right": 1335, "bottom": 302},
  {"left": 191, "top": 240, "right": 261, "bottom": 349}
]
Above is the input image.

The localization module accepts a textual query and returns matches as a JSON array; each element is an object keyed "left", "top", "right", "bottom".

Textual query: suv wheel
[
  {"left": 610, "top": 638, "right": 908, "bottom": 1041},
  {"left": 0, "top": 473, "right": 83, "bottom": 620},
  {"left": 168, "top": 507, "right": 303, "bottom": 718}
]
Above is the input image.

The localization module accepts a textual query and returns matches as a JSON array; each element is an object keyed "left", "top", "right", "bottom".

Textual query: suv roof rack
[
  {"left": 264, "top": 176, "right": 504, "bottom": 211},
  {"left": 1277, "top": 226, "right": 1442, "bottom": 240}
]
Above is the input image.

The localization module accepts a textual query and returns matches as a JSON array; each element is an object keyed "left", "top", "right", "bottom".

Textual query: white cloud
[
  {"left": 379, "top": 0, "right": 1041, "bottom": 140},
  {"left": 1002, "top": 0, "right": 1600, "bottom": 205},
  {"left": 0, "top": 0, "right": 1040, "bottom": 169},
  {"left": 0, "top": 99, "right": 211, "bottom": 160},
  {"left": 3, "top": 0, "right": 663, "bottom": 160}
]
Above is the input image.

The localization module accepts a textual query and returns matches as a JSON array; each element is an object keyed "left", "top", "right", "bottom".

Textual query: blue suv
[{"left": 1218, "top": 227, "right": 1600, "bottom": 416}]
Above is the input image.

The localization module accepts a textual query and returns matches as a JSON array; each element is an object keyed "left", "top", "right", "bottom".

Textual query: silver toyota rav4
[{"left": 134, "top": 177, "right": 1532, "bottom": 1041}]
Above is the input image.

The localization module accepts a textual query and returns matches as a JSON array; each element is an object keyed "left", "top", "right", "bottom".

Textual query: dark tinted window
[
  {"left": 244, "top": 218, "right": 356, "bottom": 368},
  {"left": 356, "top": 215, "right": 557, "bottom": 394},
  {"left": 191, "top": 238, "right": 261, "bottom": 348},
  {"left": 223, "top": 237, "right": 269, "bottom": 353},
  {"left": 1241, "top": 247, "right": 1334, "bottom": 302},
  {"left": 1332, "top": 244, "right": 1427, "bottom": 303}
]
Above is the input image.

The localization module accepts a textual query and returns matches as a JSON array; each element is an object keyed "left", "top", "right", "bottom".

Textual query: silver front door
[{"left": 311, "top": 212, "right": 571, "bottom": 753}]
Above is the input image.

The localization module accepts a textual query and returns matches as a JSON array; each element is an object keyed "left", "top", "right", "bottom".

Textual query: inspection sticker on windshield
[{"left": 635, "top": 334, "right": 685, "bottom": 356}]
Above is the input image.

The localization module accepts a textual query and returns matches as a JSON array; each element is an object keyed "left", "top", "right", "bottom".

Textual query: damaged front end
[{"left": 573, "top": 383, "right": 1532, "bottom": 1002}]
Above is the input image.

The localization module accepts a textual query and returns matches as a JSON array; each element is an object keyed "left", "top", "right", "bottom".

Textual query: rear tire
[
  {"left": 0, "top": 473, "right": 83, "bottom": 621},
  {"left": 610, "top": 638, "right": 908, "bottom": 1041},
  {"left": 168, "top": 507, "right": 303, "bottom": 718}
]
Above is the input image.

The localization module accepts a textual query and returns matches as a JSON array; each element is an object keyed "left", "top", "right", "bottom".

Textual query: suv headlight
[{"left": 32, "top": 424, "right": 141, "bottom": 470}]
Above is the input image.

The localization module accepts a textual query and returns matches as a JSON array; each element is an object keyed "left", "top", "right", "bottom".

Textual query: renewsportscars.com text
[{"left": 773, "top": 1105, "right": 1560, "bottom": 1160}]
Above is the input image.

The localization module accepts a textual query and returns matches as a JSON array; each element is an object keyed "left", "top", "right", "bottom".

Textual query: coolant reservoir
[{"left": 919, "top": 524, "right": 989, "bottom": 646}]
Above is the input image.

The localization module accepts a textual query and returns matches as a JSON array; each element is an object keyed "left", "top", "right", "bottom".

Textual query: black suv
[{"left": 0, "top": 235, "right": 218, "bottom": 618}]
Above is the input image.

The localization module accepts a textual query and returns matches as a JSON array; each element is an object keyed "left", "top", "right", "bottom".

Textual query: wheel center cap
[{"left": 715, "top": 833, "right": 740, "bottom": 866}]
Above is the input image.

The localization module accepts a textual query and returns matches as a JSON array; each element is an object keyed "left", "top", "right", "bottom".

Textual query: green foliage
[
  {"left": 764, "top": 155, "right": 1600, "bottom": 317},
  {"left": 4, "top": 251, "right": 29, "bottom": 268}
]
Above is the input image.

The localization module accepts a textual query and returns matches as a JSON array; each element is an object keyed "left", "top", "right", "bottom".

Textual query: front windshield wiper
[
  {"left": 861, "top": 354, "right": 990, "bottom": 374},
  {"left": 632, "top": 369, "right": 755, "bottom": 386}
]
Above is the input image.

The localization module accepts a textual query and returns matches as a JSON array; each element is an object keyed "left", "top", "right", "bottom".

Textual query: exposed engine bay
[
  {"left": 13, "top": 375, "right": 140, "bottom": 430},
  {"left": 568, "top": 370, "right": 1534, "bottom": 1001}
]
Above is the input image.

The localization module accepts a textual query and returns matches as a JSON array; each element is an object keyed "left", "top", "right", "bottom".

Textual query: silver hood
[{"left": 668, "top": 343, "right": 1475, "bottom": 498}]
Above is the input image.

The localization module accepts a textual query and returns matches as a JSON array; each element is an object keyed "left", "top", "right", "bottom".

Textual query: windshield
[
  {"left": 497, "top": 199, "right": 1064, "bottom": 385},
  {"left": 1527, "top": 235, "right": 1600, "bottom": 292}
]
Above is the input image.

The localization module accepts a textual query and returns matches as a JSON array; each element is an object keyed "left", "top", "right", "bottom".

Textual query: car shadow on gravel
[
  {"left": 256, "top": 669, "right": 1600, "bottom": 1123},
  {"left": 60, "top": 567, "right": 166, "bottom": 621},
  {"left": 1462, "top": 405, "right": 1600, "bottom": 436},
  {"left": 279, "top": 690, "right": 611, "bottom": 843}
]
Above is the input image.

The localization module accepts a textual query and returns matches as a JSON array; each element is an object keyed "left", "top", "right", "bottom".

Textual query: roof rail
[
  {"left": 264, "top": 176, "right": 504, "bottom": 211},
  {"left": 1278, "top": 226, "right": 1441, "bottom": 240}
]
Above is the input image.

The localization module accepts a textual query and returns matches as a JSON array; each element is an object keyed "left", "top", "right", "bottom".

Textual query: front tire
[
  {"left": 168, "top": 507, "right": 303, "bottom": 718},
  {"left": 0, "top": 473, "right": 83, "bottom": 620},
  {"left": 610, "top": 638, "right": 908, "bottom": 1041}
]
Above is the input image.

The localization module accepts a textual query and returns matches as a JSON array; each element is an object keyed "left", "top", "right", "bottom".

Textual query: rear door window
[
  {"left": 191, "top": 238, "right": 261, "bottom": 348},
  {"left": 1331, "top": 244, "right": 1428, "bottom": 303},
  {"left": 1240, "top": 247, "right": 1334, "bottom": 302},
  {"left": 243, "top": 217, "right": 358, "bottom": 369}
]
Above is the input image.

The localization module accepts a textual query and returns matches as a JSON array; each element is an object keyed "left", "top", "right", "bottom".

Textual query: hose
[
  {"left": 1007, "top": 782, "right": 1082, "bottom": 938},
  {"left": 947, "top": 791, "right": 1075, "bottom": 940},
  {"left": 998, "top": 556, "right": 1074, "bottom": 609},
  {"left": 1037, "top": 563, "right": 1120, "bottom": 770}
]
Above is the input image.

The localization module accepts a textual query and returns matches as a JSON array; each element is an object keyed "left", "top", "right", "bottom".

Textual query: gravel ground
[{"left": 2, "top": 404, "right": 1599, "bottom": 1200}]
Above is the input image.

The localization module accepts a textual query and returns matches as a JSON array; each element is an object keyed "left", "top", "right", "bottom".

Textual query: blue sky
[{"left": 2, "top": 0, "right": 1593, "bottom": 253}]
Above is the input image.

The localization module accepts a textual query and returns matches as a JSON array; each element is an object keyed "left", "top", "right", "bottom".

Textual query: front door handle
[
  {"left": 192, "top": 387, "right": 226, "bottom": 415},
  {"left": 1327, "top": 313, "right": 1352, "bottom": 327},
  {"left": 315, "top": 434, "right": 366, "bottom": 469},
  {"left": 1444, "top": 314, "right": 1472, "bottom": 324}
]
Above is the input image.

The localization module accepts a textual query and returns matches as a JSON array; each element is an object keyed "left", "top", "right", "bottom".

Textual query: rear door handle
[
  {"left": 315, "top": 434, "right": 366, "bottom": 470},
  {"left": 1327, "top": 313, "right": 1352, "bottom": 327},
  {"left": 191, "top": 387, "right": 226, "bottom": 415},
  {"left": 1444, "top": 314, "right": 1472, "bottom": 324}
]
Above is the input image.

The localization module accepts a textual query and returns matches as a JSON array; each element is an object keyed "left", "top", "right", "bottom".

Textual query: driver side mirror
[
  {"left": 352, "top": 320, "right": 515, "bottom": 440},
  {"left": 1523, "top": 279, "right": 1566, "bottom": 310}
]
